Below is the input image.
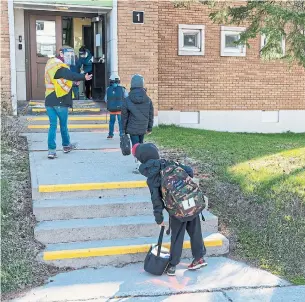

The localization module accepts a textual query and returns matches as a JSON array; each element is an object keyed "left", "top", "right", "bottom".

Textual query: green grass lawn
[{"left": 151, "top": 125, "right": 305, "bottom": 284}]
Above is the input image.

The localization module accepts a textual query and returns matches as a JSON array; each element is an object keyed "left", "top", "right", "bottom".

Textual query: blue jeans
[
  {"left": 130, "top": 135, "right": 145, "bottom": 146},
  {"left": 109, "top": 114, "right": 123, "bottom": 137},
  {"left": 46, "top": 106, "right": 70, "bottom": 151}
]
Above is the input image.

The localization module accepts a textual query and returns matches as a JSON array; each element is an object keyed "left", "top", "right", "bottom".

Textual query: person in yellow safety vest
[{"left": 45, "top": 46, "right": 92, "bottom": 159}]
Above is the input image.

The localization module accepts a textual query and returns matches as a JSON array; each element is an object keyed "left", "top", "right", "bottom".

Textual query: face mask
[
  {"left": 112, "top": 83, "right": 118, "bottom": 88},
  {"left": 61, "top": 48, "right": 76, "bottom": 66}
]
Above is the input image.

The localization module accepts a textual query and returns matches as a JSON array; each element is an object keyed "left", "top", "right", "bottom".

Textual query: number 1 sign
[{"left": 133, "top": 11, "right": 144, "bottom": 24}]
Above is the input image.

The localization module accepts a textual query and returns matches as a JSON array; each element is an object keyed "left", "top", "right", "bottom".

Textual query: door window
[{"left": 36, "top": 20, "right": 56, "bottom": 58}]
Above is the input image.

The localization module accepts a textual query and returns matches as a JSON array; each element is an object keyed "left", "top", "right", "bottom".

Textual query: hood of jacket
[
  {"left": 129, "top": 88, "right": 149, "bottom": 104},
  {"left": 139, "top": 159, "right": 168, "bottom": 187}
]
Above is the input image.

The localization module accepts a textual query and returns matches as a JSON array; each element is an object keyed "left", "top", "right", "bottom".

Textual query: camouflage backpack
[{"left": 160, "top": 162, "right": 208, "bottom": 222}]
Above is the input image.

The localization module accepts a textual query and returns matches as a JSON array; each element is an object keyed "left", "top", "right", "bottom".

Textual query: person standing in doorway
[
  {"left": 104, "top": 74, "right": 128, "bottom": 139},
  {"left": 44, "top": 46, "right": 92, "bottom": 159},
  {"left": 79, "top": 46, "right": 93, "bottom": 100},
  {"left": 121, "top": 74, "right": 154, "bottom": 146},
  {"left": 70, "top": 54, "right": 81, "bottom": 100}
]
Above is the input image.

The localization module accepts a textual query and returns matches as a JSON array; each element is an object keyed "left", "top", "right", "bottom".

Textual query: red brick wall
[
  {"left": 117, "top": 0, "right": 159, "bottom": 113},
  {"left": 158, "top": 1, "right": 305, "bottom": 111},
  {"left": 0, "top": 0, "right": 12, "bottom": 114}
]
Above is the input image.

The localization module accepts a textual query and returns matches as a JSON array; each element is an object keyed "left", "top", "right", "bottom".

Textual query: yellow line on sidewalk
[
  {"left": 43, "top": 238, "right": 223, "bottom": 261},
  {"left": 27, "top": 116, "right": 107, "bottom": 121},
  {"left": 28, "top": 124, "right": 108, "bottom": 129},
  {"left": 39, "top": 180, "right": 148, "bottom": 193},
  {"left": 32, "top": 108, "right": 101, "bottom": 113}
]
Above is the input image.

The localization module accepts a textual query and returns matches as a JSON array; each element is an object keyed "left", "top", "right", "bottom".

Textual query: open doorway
[{"left": 26, "top": 12, "right": 106, "bottom": 101}]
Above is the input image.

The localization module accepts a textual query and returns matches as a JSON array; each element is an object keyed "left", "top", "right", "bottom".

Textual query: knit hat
[
  {"left": 131, "top": 74, "right": 144, "bottom": 88},
  {"left": 134, "top": 143, "right": 160, "bottom": 164},
  {"left": 132, "top": 143, "right": 140, "bottom": 157}
]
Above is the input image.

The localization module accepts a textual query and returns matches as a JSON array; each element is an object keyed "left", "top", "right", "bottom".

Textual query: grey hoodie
[{"left": 121, "top": 88, "right": 154, "bottom": 135}]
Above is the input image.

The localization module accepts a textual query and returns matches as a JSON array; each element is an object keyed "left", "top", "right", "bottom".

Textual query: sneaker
[
  {"left": 167, "top": 265, "right": 176, "bottom": 276},
  {"left": 47, "top": 151, "right": 57, "bottom": 159},
  {"left": 188, "top": 258, "right": 207, "bottom": 270},
  {"left": 107, "top": 135, "right": 113, "bottom": 139},
  {"left": 63, "top": 143, "right": 77, "bottom": 153}
]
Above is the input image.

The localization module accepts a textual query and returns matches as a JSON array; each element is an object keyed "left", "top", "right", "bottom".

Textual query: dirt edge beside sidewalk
[{"left": 1, "top": 117, "right": 60, "bottom": 300}]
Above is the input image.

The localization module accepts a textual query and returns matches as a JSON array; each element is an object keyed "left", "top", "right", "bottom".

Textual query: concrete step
[
  {"left": 33, "top": 195, "right": 152, "bottom": 221},
  {"left": 31, "top": 107, "right": 102, "bottom": 114},
  {"left": 33, "top": 195, "right": 213, "bottom": 221},
  {"left": 26, "top": 115, "right": 109, "bottom": 123},
  {"left": 29, "top": 150, "right": 147, "bottom": 200},
  {"left": 40, "top": 232, "right": 229, "bottom": 268},
  {"left": 34, "top": 213, "right": 218, "bottom": 244}
]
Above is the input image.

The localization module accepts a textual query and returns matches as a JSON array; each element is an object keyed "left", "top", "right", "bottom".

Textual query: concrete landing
[
  {"left": 29, "top": 150, "right": 147, "bottom": 200},
  {"left": 12, "top": 257, "right": 295, "bottom": 302}
]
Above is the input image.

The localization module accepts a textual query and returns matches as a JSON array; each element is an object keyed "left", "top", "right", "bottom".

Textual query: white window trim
[
  {"left": 178, "top": 24, "right": 205, "bottom": 56},
  {"left": 260, "top": 34, "right": 286, "bottom": 56},
  {"left": 221, "top": 26, "right": 246, "bottom": 57}
]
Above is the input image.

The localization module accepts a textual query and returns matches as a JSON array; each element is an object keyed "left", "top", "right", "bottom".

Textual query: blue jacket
[{"left": 79, "top": 50, "right": 93, "bottom": 73}]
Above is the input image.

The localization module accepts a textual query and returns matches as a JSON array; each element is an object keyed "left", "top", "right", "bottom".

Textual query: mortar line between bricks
[{"left": 42, "top": 284, "right": 297, "bottom": 302}]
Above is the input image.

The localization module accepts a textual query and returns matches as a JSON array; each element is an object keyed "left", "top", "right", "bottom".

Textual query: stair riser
[
  {"left": 34, "top": 202, "right": 153, "bottom": 221},
  {"left": 32, "top": 188, "right": 149, "bottom": 201},
  {"left": 40, "top": 243, "right": 229, "bottom": 269},
  {"left": 35, "top": 220, "right": 218, "bottom": 244}
]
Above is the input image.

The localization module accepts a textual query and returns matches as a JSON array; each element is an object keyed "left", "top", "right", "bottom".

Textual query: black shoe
[{"left": 167, "top": 265, "right": 176, "bottom": 276}]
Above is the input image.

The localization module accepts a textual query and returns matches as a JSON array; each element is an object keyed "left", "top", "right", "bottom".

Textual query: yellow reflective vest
[{"left": 45, "top": 58, "right": 74, "bottom": 98}]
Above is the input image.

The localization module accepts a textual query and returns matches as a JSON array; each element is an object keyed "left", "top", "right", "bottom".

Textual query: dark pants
[
  {"left": 85, "top": 72, "right": 92, "bottom": 99},
  {"left": 169, "top": 215, "right": 206, "bottom": 266},
  {"left": 130, "top": 134, "right": 145, "bottom": 146}
]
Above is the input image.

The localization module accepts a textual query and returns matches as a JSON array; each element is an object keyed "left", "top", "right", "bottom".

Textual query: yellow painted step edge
[
  {"left": 27, "top": 116, "right": 107, "bottom": 121},
  {"left": 43, "top": 238, "right": 223, "bottom": 261},
  {"left": 39, "top": 181, "right": 148, "bottom": 193},
  {"left": 32, "top": 108, "right": 100, "bottom": 112},
  {"left": 29, "top": 101, "right": 96, "bottom": 106},
  {"left": 28, "top": 124, "right": 108, "bottom": 129}
]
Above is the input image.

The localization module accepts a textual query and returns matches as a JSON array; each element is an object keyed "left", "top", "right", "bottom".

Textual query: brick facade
[
  {"left": 117, "top": 0, "right": 159, "bottom": 113},
  {"left": 1, "top": 0, "right": 12, "bottom": 114},
  {"left": 118, "top": 0, "right": 305, "bottom": 112}
]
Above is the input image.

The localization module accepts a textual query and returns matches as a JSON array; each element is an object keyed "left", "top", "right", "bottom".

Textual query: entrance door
[
  {"left": 91, "top": 16, "right": 106, "bottom": 100},
  {"left": 29, "top": 15, "right": 62, "bottom": 100}
]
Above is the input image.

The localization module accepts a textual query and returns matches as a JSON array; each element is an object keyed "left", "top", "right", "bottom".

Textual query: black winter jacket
[
  {"left": 139, "top": 159, "right": 193, "bottom": 224},
  {"left": 121, "top": 88, "right": 154, "bottom": 135},
  {"left": 45, "top": 67, "right": 85, "bottom": 108}
]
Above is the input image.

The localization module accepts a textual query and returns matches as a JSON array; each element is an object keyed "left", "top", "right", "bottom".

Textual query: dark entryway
[{"left": 83, "top": 26, "right": 93, "bottom": 54}]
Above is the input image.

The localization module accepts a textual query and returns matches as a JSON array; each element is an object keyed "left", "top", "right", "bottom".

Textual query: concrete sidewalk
[
  {"left": 17, "top": 125, "right": 302, "bottom": 302},
  {"left": 12, "top": 257, "right": 304, "bottom": 302}
]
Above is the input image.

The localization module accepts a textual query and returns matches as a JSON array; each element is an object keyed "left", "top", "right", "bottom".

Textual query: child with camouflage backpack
[{"left": 132, "top": 143, "right": 208, "bottom": 276}]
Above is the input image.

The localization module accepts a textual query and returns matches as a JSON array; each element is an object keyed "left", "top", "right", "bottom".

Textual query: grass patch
[
  {"left": 1, "top": 117, "right": 58, "bottom": 299},
  {"left": 151, "top": 125, "right": 305, "bottom": 283}
]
